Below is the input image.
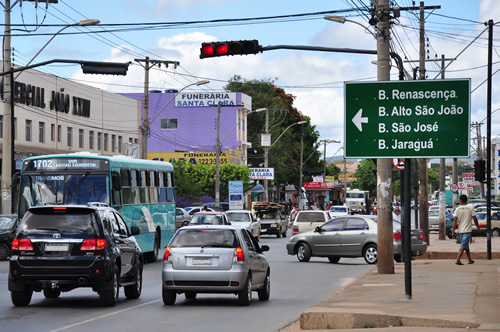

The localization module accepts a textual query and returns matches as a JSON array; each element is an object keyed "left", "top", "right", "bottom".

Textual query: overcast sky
[{"left": 3, "top": 0, "right": 500, "bottom": 160}]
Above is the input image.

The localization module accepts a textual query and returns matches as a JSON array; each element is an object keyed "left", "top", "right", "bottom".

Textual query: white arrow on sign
[{"left": 352, "top": 108, "right": 368, "bottom": 132}]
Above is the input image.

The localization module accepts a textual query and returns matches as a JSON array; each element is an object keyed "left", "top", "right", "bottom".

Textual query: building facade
[{"left": 121, "top": 91, "right": 252, "bottom": 165}]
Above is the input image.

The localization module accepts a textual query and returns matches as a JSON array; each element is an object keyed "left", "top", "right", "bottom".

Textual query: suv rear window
[
  {"left": 20, "top": 210, "right": 98, "bottom": 235},
  {"left": 296, "top": 212, "right": 326, "bottom": 222},
  {"left": 170, "top": 229, "right": 238, "bottom": 248}
]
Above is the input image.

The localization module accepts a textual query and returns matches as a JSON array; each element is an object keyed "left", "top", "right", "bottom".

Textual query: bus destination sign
[{"left": 23, "top": 158, "right": 109, "bottom": 172}]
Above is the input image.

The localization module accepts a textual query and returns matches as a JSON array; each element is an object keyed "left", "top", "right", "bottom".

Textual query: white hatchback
[{"left": 225, "top": 210, "right": 261, "bottom": 241}]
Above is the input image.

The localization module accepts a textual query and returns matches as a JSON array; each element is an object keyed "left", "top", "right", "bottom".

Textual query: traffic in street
[{"left": 0, "top": 232, "right": 371, "bottom": 332}]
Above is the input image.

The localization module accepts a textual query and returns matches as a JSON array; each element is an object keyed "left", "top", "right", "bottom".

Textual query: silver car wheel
[{"left": 363, "top": 244, "right": 378, "bottom": 264}]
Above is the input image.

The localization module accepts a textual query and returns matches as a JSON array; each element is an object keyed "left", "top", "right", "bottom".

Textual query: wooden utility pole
[
  {"left": 376, "top": 0, "right": 394, "bottom": 274},
  {"left": 135, "top": 58, "right": 179, "bottom": 160},
  {"left": 215, "top": 103, "right": 221, "bottom": 206},
  {"left": 418, "top": 1, "right": 430, "bottom": 246},
  {"left": 438, "top": 55, "right": 446, "bottom": 240}
]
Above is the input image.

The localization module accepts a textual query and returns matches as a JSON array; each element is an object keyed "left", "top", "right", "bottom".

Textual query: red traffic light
[{"left": 200, "top": 40, "right": 261, "bottom": 59}]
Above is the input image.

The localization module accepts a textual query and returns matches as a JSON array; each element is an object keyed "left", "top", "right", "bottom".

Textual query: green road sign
[{"left": 344, "top": 79, "right": 470, "bottom": 158}]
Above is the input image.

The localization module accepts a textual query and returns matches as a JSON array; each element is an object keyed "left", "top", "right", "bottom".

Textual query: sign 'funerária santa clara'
[{"left": 344, "top": 79, "right": 470, "bottom": 158}]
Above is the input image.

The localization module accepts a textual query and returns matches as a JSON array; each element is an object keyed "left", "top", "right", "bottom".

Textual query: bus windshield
[{"left": 19, "top": 173, "right": 109, "bottom": 219}]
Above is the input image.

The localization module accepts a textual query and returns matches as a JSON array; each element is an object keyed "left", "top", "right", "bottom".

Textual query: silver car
[
  {"left": 286, "top": 216, "right": 427, "bottom": 264},
  {"left": 225, "top": 210, "right": 261, "bottom": 241},
  {"left": 175, "top": 208, "right": 191, "bottom": 229},
  {"left": 162, "top": 225, "right": 270, "bottom": 306}
]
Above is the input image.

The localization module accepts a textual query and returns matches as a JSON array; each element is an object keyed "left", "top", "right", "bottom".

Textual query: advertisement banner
[{"left": 229, "top": 181, "right": 244, "bottom": 210}]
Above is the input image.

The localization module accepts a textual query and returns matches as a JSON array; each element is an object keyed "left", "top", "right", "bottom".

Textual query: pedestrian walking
[{"left": 451, "top": 195, "right": 480, "bottom": 265}]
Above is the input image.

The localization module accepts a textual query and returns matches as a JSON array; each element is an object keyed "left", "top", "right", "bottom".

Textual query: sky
[{"left": 2, "top": 0, "right": 500, "bottom": 161}]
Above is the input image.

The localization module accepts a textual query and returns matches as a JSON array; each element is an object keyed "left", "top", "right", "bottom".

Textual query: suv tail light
[
  {"left": 234, "top": 247, "right": 245, "bottom": 263},
  {"left": 393, "top": 232, "right": 401, "bottom": 240},
  {"left": 419, "top": 232, "right": 425, "bottom": 240},
  {"left": 81, "top": 239, "right": 106, "bottom": 250},
  {"left": 292, "top": 225, "right": 299, "bottom": 233},
  {"left": 164, "top": 246, "right": 172, "bottom": 262},
  {"left": 12, "top": 238, "right": 34, "bottom": 251}
]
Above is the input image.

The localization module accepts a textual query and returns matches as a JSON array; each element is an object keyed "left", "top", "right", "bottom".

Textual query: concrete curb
[{"left": 300, "top": 309, "right": 480, "bottom": 330}]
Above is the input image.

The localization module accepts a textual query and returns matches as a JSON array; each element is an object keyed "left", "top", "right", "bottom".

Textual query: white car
[
  {"left": 328, "top": 205, "right": 349, "bottom": 219},
  {"left": 225, "top": 210, "right": 261, "bottom": 241},
  {"left": 291, "top": 210, "right": 331, "bottom": 235}
]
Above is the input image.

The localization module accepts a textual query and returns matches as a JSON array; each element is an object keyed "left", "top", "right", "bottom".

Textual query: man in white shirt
[{"left": 452, "top": 195, "right": 480, "bottom": 265}]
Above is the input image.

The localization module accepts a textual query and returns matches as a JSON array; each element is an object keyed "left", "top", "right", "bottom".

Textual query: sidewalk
[{"left": 279, "top": 234, "right": 500, "bottom": 331}]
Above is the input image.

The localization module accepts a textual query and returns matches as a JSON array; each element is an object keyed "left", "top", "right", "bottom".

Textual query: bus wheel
[{"left": 146, "top": 233, "right": 159, "bottom": 263}]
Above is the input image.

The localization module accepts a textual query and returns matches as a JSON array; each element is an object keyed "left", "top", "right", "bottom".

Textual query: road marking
[{"left": 48, "top": 299, "right": 161, "bottom": 332}]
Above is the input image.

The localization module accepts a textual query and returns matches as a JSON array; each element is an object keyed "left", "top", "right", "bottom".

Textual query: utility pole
[
  {"left": 299, "top": 133, "right": 304, "bottom": 209},
  {"left": 418, "top": 1, "right": 430, "bottom": 246},
  {"left": 264, "top": 108, "right": 269, "bottom": 201},
  {"left": 475, "top": 123, "right": 484, "bottom": 197},
  {"left": 215, "top": 103, "right": 221, "bottom": 207},
  {"left": 376, "top": 0, "right": 394, "bottom": 274},
  {"left": 1, "top": 0, "right": 12, "bottom": 214},
  {"left": 438, "top": 54, "right": 446, "bottom": 240},
  {"left": 135, "top": 58, "right": 179, "bottom": 160}
]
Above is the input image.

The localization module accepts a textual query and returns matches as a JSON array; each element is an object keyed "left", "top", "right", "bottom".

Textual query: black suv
[{"left": 9, "top": 205, "right": 143, "bottom": 306}]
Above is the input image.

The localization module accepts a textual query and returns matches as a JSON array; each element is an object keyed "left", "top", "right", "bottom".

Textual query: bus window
[
  {"left": 121, "top": 169, "right": 132, "bottom": 205},
  {"left": 149, "top": 171, "right": 158, "bottom": 204},
  {"left": 140, "top": 170, "right": 149, "bottom": 204},
  {"left": 166, "top": 172, "right": 175, "bottom": 203},
  {"left": 129, "top": 170, "right": 139, "bottom": 205},
  {"left": 111, "top": 171, "right": 122, "bottom": 209},
  {"left": 158, "top": 171, "right": 167, "bottom": 203}
]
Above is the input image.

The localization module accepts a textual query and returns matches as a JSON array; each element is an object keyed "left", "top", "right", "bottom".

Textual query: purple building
[{"left": 121, "top": 91, "right": 252, "bottom": 165}]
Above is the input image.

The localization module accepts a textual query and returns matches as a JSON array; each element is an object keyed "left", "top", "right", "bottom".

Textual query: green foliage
[
  {"left": 353, "top": 159, "right": 377, "bottom": 197},
  {"left": 225, "top": 75, "right": 321, "bottom": 187},
  {"left": 326, "top": 163, "right": 341, "bottom": 178},
  {"left": 173, "top": 161, "right": 250, "bottom": 205}
]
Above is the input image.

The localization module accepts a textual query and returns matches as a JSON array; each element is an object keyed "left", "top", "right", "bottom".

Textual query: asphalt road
[{"left": 0, "top": 232, "right": 372, "bottom": 332}]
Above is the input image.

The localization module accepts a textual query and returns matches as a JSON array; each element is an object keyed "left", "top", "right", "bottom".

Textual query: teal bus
[{"left": 16, "top": 152, "right": 176, "bottom": 262}]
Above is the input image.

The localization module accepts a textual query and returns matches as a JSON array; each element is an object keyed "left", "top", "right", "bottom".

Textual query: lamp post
[
  {"left": 141, "top": 80, "right": 210, "bottom": 159},
  {"left": 215, "top": 107, "right": 264, "bottom": 206},
  {"left": 15, "top": 19, "right": 100, "bottom": 79},
  {"left": 320, "top": 139, "right": 341, "bottom": 182},
  {"left": 0, "top": 58, "right": 129, "bottom": 214},
  {"left": 267, "top": 120, "right": 307, "bottom": 206},
  {"left": 324, "top": 16, "right": 377, "bottom": 38},
  {"left": 1, "top": 17, "right": 99, "bottom": 214}
]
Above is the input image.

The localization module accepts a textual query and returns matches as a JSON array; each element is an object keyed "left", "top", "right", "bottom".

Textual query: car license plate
[
  {"left": 271, "top": 223, "right": 277, "bottom": 227},
  {"left": 192, "top": 257, "right": 211, "bottom": 265},
  {"left": 45, "top": 243, "right": 69, "bottom": 251}
]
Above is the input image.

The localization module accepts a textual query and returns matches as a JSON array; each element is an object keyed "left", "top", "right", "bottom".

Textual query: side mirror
[
  {"left": 314, "top": 226, "right": 322, "bottom": 233},
  {"left": 260, "top": 245, "right": 270, "bottom": 252},
  {"left": 130, "top": 225, "right": 141, "bottom": 236}
]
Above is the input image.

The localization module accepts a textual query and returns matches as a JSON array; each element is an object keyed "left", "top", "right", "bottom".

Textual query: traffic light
[
  {"left": 474, "top": 159, "right": 486, "bottom": 182},
  {"left": 200, "top": 40, "right": 261, "bottom": 59}
]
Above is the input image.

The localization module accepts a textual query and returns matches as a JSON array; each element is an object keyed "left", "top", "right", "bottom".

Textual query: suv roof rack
[{"left": 87, "top": 202, "right": 109, "bottom": 207}]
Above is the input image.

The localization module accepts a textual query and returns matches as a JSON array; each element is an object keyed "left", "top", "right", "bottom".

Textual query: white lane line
[{"left": 49, "top": 299, "right": 162, "bottom": 332}]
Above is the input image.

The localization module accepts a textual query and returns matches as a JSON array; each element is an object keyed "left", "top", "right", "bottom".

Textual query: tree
[
  {"left": 353, "top": 159, "right": 377, "bottom": 198},
  {"left": 326, "top": 163, "right": 341, "bottom": 178},
  {"left": 225, "top": 75, "right": 320, "bottom": 189},
  {"left": 173, "top": 161, "right": 250, "bottom": 206}
]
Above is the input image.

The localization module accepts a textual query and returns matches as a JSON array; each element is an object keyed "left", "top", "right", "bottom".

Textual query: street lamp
[
  {"left": 215, "top": 107, "right": 265, "bottom": 206},
  {"left": 1, "top": 19, "right": 100, "bottom": 214},
  {"left": 141, "top": 80, "right": 210, "bottom": 159},
  {"left": 267, "top": 120, "right": 306, "bottom": 205},
  {"left": 324, "top": 16, "right": 376, "bottom": 38},
  {"left": 270, "top": 120, "right": 307, "bottom": 148},
  {"left": 320, "top": 139, "right": 341, "bottom": 182},
  {"left": 15, "top": 19, "right": 100, "bottom": 79}
]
